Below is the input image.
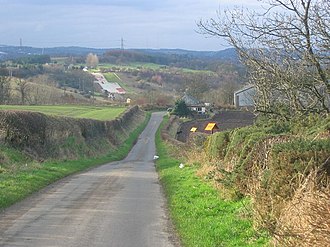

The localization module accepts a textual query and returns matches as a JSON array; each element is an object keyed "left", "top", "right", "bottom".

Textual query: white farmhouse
[{"left": 182, "top": 93, "right": 206, "bottom": 114}]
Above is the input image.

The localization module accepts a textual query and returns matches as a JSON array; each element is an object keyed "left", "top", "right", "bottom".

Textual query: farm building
[
  {"left": 233, "top": 84, "right": 330, "bottom": 111},
  {"left": 234, "top": 85, "right": 256, "bottom": 108},
  {"left": 204, "top": 122, "right": 219, "bottom": 134},
  {"left": 182, "top": 93, "right": 206, "bottom": 114},
  {"left": 92, "top": 72, "right": 126, "bottom": 95}
]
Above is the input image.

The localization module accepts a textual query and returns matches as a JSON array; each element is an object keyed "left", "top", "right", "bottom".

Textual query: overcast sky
[{"left": 0, "top": 0, "right": 262, "bottom": 51}]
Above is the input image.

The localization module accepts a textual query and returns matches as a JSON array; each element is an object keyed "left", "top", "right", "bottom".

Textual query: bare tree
[
  {"left": 0, "top": 76, "right": 11, "bottom": 104},
  {"left": 16, "top": 78, "right": 30, "bottom": 105},
  {"left": 206, "top": 81, "right": 240, "bottom": 107},
  {"left": 86, "top": 53, "right": 99, "bottom": 69},
  {"left": 184, "top": 73, "right": 210, "bottom": 100},
  {"left": 198, "top": 0, "right": 330, "bottom": 117}
]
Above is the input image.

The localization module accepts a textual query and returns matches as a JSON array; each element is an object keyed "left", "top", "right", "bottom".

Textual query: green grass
[
  {"left": 103, "top": 72, "right": 122, "bottom": 83},
  {"left": 0, "top": 113, "right": 151, "bottom": 210},
  {"left": 103, "top": 72, "right": 129, "bottom": 92},
  {"left": 180, "top": 67, "right": 218, "bottom": 76},
  {"left": 0, "top": 105, "right": 126, "bottom": 121},
  {"left": 128, "top": 62, "right": 164, "bottom": 70},
  {"left": 50, "top": 57, "right": 68, "bottom": 65},
  {"left": 155, "top": 117, "right": 269, "bottom": 247},
  {"left": 99, "top": 62, "right": 163, "bottom": 70},
  {"left": 99, "top": 62, "right": 217, "bottom": 75}
]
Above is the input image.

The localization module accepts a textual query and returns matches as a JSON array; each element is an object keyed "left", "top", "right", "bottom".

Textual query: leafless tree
[
  {"left": 0, "top": 76, "right": 11, "bottom": 104},
  {"left": 198, "top": 0, "right": 330, "bottom": 117},
  {"left": 16, "top": 78, "right": 30, "bottom": 105},
  {"left": 86, "top": 53, "right": 99, "bottom": 69},
  {"left": 206, "top": 81, "right": 240, "bottom": 107},
  {"left": 184, "top": 73, "right": 210, "bottom": 100}
]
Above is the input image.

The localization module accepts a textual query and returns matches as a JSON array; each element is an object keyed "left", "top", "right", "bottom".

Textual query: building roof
[
  {"left": 234, "top": 85, "right": 255, "bottom": 95},
  {"left": 190, "top": 127, "right": 197, "bottom": 132},
  {"left": 182, "top": 93, "right": 201, "bottom": 106},
  {"left": 92, "top": 72, "right": 126, "bottom": 94},
  {"left": 205, "top": 123, "right": 219, "bottom": 131},
  {"left": 116, "top": 88, "right": 126, "bottom": 94}
]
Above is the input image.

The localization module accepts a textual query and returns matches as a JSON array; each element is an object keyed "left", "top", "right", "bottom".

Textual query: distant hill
[
  {"left": 137, "top": 48, "right": 238, "bottom": 62},
  {"left": 0, "top": 45, "right": 107, "bottom": 60},
  {"left": 212, "top": 48, "right": 238, "bottom": 60},
  {"left": 0, "top": 45, "right": 238, "bottom": 63}
]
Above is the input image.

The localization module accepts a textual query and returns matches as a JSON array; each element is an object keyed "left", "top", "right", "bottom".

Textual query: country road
[{"left": 0, "top": 112, "right": 178, "bottom": 247}]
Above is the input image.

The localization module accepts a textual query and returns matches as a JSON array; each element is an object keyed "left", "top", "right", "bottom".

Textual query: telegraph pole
[{"left": 121, "top": 37, "right": 124, "bottom": 50}]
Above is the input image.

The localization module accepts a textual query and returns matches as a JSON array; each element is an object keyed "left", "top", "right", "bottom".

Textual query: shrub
[
  {"left": 205, "top": 131, "right": 230, "bottom": 160},
  {"left": 187, "top": 113, "right": 330, "bottom": 245}
]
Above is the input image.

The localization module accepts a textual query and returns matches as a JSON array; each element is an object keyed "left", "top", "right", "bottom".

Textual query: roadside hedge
[{"left": 0, "top": 106, "right": 144, "bottom": 159}]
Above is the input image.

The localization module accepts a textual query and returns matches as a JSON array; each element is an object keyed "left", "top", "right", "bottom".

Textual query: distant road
[{"left": 0, "top": 112, "right": 178, "bottom": 247}]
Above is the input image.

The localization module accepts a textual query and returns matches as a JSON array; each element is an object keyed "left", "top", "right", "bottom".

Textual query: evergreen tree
[{"left": 172, "top": 99, "right": 191, "bottom": 117}]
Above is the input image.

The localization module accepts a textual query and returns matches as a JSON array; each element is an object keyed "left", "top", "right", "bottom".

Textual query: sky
[{"left": 0, "top": 0, "right": 262, "bottom": 51}]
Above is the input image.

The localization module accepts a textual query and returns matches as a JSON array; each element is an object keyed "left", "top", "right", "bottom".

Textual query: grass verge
[
  {"left": 155, "top": 116, "right": 269, "bottom": 247},
  {"left": 0, "top": 112, "right": 151, "bottom": 210}
]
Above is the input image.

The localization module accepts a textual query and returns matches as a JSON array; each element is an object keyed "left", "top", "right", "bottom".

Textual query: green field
[
  {"left": 103, "top": 72, "right": 122, "bottom": 83},
  {"left": 0, "top": 105, "right": 126, "bottom": 121},
  {"left": 99, "top": 62, "right": 163, "bottom": 70}
]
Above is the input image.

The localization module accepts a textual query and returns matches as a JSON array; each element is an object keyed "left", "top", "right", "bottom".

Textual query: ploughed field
[{"left": 0, "top": 105, "right": 126, "bottom": 121}]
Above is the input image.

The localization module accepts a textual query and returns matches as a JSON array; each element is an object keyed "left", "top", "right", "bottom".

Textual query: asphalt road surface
[{"left": 0, "top": 112, "right": 178, "bottom": 247}]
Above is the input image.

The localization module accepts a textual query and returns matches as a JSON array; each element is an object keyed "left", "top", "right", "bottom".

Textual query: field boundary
[{"left": 0, "top": 109, "right": 151, "bottom": 210}]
